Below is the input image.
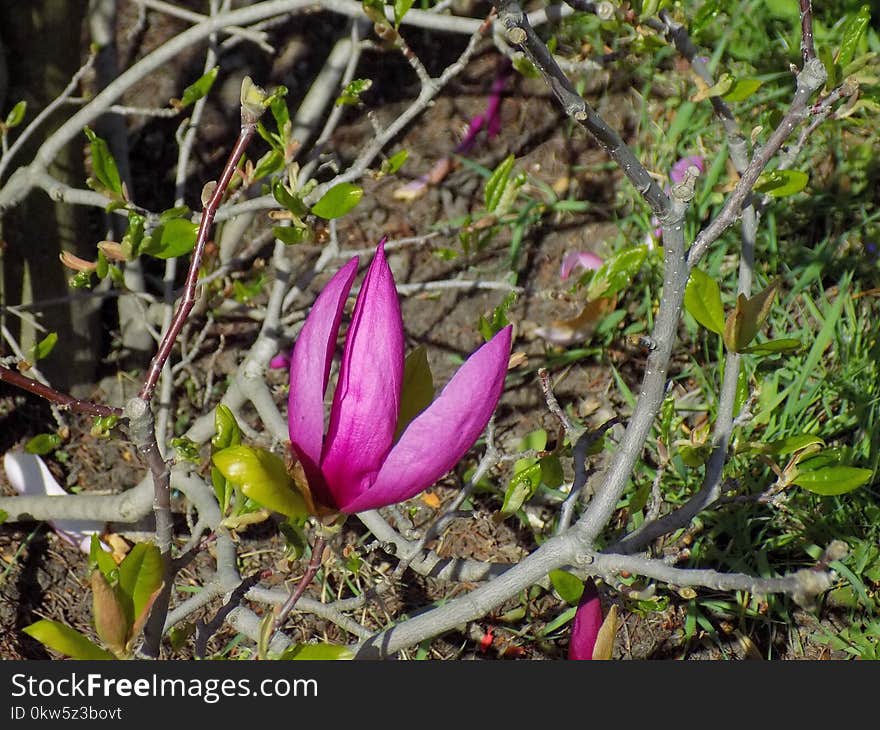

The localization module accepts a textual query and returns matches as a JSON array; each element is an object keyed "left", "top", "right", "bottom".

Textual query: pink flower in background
[
  {"left": 393, "top": 60, "right": 510, "bottom": 202},
  {"left": 287, "top": 240, "right": 511, "bottom": 514},
  {"left": 568, "top": 578, "right": 603, "bottom": 660},
  {"left": 454, "top": 60, "right": 511, "bottom": 155},
  {"left": 670, "top": 155, "right": 705, "bottom": 184},
  {"left": 649, "top": 154, "right": 706, "bottom": 242},
  {"left": 559, "top": 251, "right": 603, "bottom": 281}
]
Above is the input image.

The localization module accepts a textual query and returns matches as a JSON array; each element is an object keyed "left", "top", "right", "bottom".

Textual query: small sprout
[
  {"left": 59, "top": 251, "right": 97, "bottom": 272},
  {"left": 201, "top": 181, "right": 217, "bottom": 208},
  {"left": 97, "top": 241, "right": 127, "bottom": 262},
  {"left": 240, "top": 76, "right": 268, "bottom": 124}
]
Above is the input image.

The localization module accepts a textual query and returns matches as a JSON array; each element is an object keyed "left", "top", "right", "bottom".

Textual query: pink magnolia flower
[
  {"left": 559, "top": 250, "right": 603, "bottom": 281},
  {"left": 287, "top": 240, "right": 511, "bottom": 515},
  {"left": 670, "top": 154, "right": 705, "bottom": 185},
  {"left": 649, "top": 154, "right": 706, "bottom": 242},
  {"left": 568, "top": 578, "right": 603, "bottom": 660}
]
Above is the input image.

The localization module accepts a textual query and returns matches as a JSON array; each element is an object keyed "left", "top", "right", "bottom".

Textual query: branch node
[{"left": 505, "top": 26, "right": 526, "bottom": 45}]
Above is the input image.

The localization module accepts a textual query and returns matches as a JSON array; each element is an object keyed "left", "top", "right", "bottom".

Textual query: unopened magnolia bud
[
  {"left": 97, "top": 241, "right": 127, "bottom": 261},
  {"left": 240, "top": 76, "right": 267, "bottom": 124},
  {"left": 59, "top": 251, "right": 97, "bottom": 272},
  {"left": 201, "top": 181, "right": 217, "bottom": 208}
]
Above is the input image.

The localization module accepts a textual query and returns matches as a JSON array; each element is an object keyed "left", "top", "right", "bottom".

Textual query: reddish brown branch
[
  {"left": 799, "top": 0, "right": 816, "bottom": 65},
  {"left": 0, "top": 365, "right": 122, "bottom": 418},
  {"left": 138, "top": 123, "right": 257, "bottom": 402},
  {"left": 273, "top": 534, "right": 327, "bottom": 631}
]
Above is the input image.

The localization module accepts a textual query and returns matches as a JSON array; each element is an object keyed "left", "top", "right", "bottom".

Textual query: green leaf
[
  {"left": 361, "top": 0, "right": 389, "bottom": 27},
  {"left": 252, "top": 148, "right": 285, "bottom": 181},
  {"left": 213, "top": 445, "right": 308, "bottom": 519},
  {"left": 0, "top": 509, "right": 7, "bottom": 526},
  {"left": 740, "top": 338, "right": 801, "bottom": 356},
  {"left": 83, "top": 127, "right": 123, "bottom": 196},
  {"left": 69, "top": 270, "right": 94, "bottom": 289},
  {"left": 484, "top": 154, "right": 516, "bottom": 213},
  {"left": 91, "top": 570, "right": 130, "bottom": 656},
  {"left": 684, "top": 268, "right": 725, "bottom": 334},
  {"left": 395, "top": 346, "right": 434, "bottom": 440},
  {"left": 381, "top": 149, "right": 408, "bottom": 175},
  {"left": 764, "top": 434, "right": 824, "bottom": 456},
  {"left": 273, "top": 224, "right": 312, "bottom": 245},
  {"left": 517, "top": 429, "right": 548, "bottom": 452},
  {"left": 159, "top": 205, "right": 192, "bottom": 224},
  {"left": 89, "top": 535, "right": 117, "bottom": 580},
  {"left": 512, "top": 54, "right": 539, "bottom": 77},
  {"left": 279, "top": 643, "right": 354, "bottom": 660},
  {"left": 175, "top": 66, "right": 219, "bottom": 109},
  {"left": 692, "top": 72, "right": 734, "bottom": 102},
  {"left": 5, "top": 100, "right": 26, "bottom": 128},
  {"left": 818, "top": 44, "right": 838, "bottom": 89},
  {"left": 335, "top": 78, "right": 372, "bottom": 106},
  {"left": 793, "top": 466, "right": 873, "bottom": 496},
  {"left": 311, "top": 183, "right": 363, "bottom": 219},
  {"left": 122, "top": 212, "right": 146, "bottom": 259},
  {"left": 90, "top": 414, "right": 119, "bottom": 438},
  {"left": 269, "top": 94, "right": 290, "bottom": 133},
  {"left": 754, "top": 169, "right": 809, "bottom": 197},
  {"left": 837, "top": 5, "right": 871, "bottom": 69},
  {"left": 272, "top": 179, "right": 308, "bottom": 216},
  {"left": 117, "top": 543, "right": 164, "bottom": 632},
  {"left": 393, "top": 0, "right": 415, "bottom": 26},
  {"left": 549, "top": 570, "right": 585, "bottom": 604},
  {"left": 723, "top": 281, "right": 778, "bottom": 352},
  {"left": 540, "top": 454, "right": 564, "bottom": 489},
  {"left": 212, "top": 405, "right": 242, "bottom": 451},
  {"left": 95, "top": 250, "right": 109, "bottom": 279},
  {"left": 500, "top": 460, "right": 542, "bottom": 515},
  {"left": 721, "top": 77, "right": 763, "bottom": 102},
  {"left": 586, "top": 245, "right": 649, "bottom": 301},
  {"left": 171, "top": 436, "right": 201, "bottom": 462},
  {"left": 24, "top": 433, "right": 61, "bottom": 455},
  {"left": 142, "top": 218, "right": 198, "bottom": 259},
  {"left": 478, "top": 291, "right": 516, "bottom": 341},
  {"left": 30, "top": 331, "right": 58, "bottom": 361},
  {"left": 691, "top": 0, "right": 720, "bottom": 35},
  {"left": 22, "top": 619, "right": 114, "bottom": 660}
]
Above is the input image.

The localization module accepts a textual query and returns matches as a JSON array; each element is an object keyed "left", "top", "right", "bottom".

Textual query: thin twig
[
  {"left": 273, "top": 534, "right": 327, "bottom": 630},
  {"left": 139, "top": 120, "right": 258, "bottom": 402},
  {"left": 799, "top": 0, "right": 816, "bottom": 65},
  {"left": 0, "top": 366, "right": 121, "bottom": 418}
]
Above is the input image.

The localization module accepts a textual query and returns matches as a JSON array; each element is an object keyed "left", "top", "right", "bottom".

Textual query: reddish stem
[
  {"left": 0, "top": 365, "right": 122, "bottom": 418},
  {"left": 799, "top": 0, "right": 816, "bottom": 65},
  {"left": 273, "top": 534, "right": 327, "bottom": 631},
  {"left": 138, "top": 123, "right": 256, "bottom": 402}
]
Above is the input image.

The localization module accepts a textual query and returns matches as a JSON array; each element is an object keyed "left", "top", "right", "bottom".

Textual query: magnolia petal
[
  {"left": 321, "top": 241, "right": 405, "bottom": 509},
  {"left": 568, "top": 578, "right": 603, "bottom": 660},
  {"left": 3, "top": 451, "right": 108, "bottom": 553},
  {"left": 559, "top": 251, "right": 602, "bottom": 281},
  {"left": 670, "top": 155, "right": 705, "bottom": 184},
  {"left": 287, "top": 257, "right": 358, "bottom": 481},
  {"left": 341, "top": 325, "right": 511, "bottom": 513}
]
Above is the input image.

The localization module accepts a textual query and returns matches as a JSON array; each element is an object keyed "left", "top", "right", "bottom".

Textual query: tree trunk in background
[{"left": 0, "top": 0, "right": 101, "bottom": 396}]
